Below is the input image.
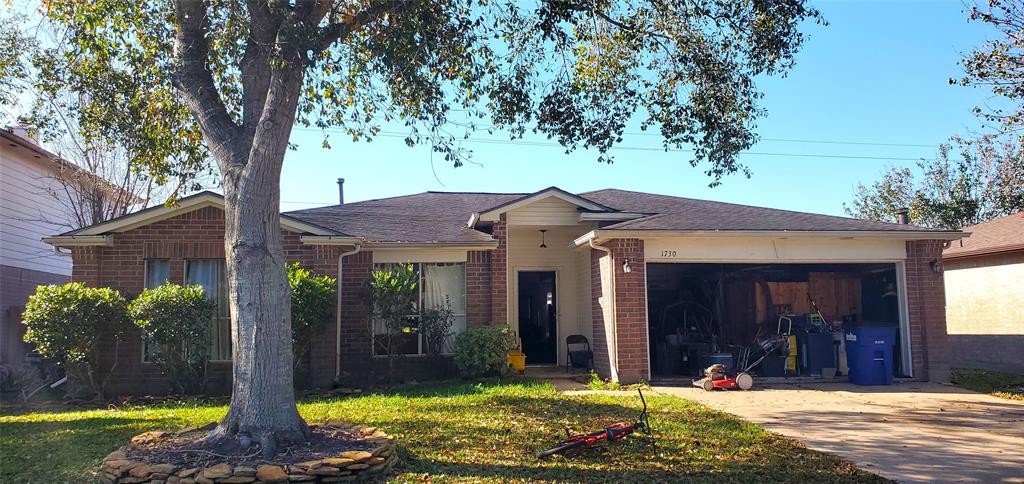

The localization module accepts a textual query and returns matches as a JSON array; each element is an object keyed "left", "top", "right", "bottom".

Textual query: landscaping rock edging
[{"left": 99, "top": 423, "right": 398, "bottom": 484}]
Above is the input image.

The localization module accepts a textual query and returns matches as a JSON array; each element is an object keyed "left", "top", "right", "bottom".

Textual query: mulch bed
[{"left": 124, "top": 425, "right": 374, "bottom": 468}]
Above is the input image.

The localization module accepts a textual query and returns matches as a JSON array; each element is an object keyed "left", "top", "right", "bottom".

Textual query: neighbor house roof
[{"left": 943, "top": 212, "right": 1024, "bottom": 259}]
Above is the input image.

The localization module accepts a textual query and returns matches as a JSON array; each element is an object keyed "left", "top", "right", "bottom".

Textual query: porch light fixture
[
  {"left": 929, "top": 258, "right": 943, "bottom": 274},
  {"left": 539, "top": 229, "right": 547, "bottom": 249},
  {"left": 622, "top": 259, "right": 632, "bottom": 273}
]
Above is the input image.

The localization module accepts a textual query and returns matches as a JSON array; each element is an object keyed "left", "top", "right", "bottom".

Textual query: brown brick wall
[
  {"left": 607, "top": 239, "right": 648, "bottom": 383},
  {"left": 338, "top": 250, "right": 373, "bottom": 363},
  {"left": 905, "top": 240, "right": 951, "bottom": 381},
  {"left": 490, "top": 215, "right": 508, "bottom": 324},
  {"left": 69, "top": 206, "right": 342, "bottom": 394},
  {"left": 466, "top": 250, "right": 492, "bottom": 327},
  {"left": 589, "top": 239, "right": 649, "bottom": 384}
]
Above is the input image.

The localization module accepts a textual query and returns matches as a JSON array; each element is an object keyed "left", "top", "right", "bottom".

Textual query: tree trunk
[
  {"left": 204, "top": 59, "right": 309, "bottom": 457},
  {"left": 206, "top": 160, "right": 308, "bottom": 454}
]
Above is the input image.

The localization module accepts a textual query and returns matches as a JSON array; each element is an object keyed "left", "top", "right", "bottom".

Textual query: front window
[
  {"left": 372, "top": 262, "right": 467, "bottom": 355},
  {"left": 142, "top": 259, "right": 171, "bottom": 362},
  {"left": 186, "top": 259, "right": 231, "bottom": 361}
]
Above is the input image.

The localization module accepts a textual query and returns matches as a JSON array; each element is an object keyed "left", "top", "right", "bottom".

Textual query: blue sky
[{"left": 278, "top": 1, "right": 997, "bottom": 217}]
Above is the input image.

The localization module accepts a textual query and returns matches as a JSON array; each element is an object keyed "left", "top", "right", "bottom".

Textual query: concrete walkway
[{"left": 654, "top": 382, "right": 1024, "bottom": 483}]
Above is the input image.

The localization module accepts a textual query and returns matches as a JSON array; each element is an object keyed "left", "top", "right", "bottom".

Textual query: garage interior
[{"left": 647, "top": 262, "right": 908, "bottom": 380}]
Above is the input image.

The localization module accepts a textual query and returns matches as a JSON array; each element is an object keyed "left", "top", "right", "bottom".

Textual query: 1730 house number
[{"left": 660, "top": 250, "right": 678, "bottom": 258}]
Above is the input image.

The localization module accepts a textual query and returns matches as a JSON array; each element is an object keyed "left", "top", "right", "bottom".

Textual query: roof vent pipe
[
  {"left": 896, "top": 207, "right": 909, "bottom": 225},
  {"left": 337, "top": 178, "right": 345, "bottom": 205}
]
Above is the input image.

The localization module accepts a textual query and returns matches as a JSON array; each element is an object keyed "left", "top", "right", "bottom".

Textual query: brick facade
[
  {"left": 490, "top": 215, "right": 508, "bottom": 324},
  {"left": 466, "top": 250, "right": 492, "bottom": 327},
  {"left": 589, "top": 239, "right": 649, "bottom": 384},
  {"left": 905, "top": 240, "right": 951, "bottom": 381},
  {"left": 70, "top": 206, "right": 341, "bottom": 394}
]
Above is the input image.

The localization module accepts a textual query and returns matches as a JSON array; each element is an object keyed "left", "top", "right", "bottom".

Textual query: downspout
[
  {"left": 589, "top": 239, "right": 619, "bottom": 381},
  {"left": 335, "top": 245, "right": 362, "bottom": 383}
]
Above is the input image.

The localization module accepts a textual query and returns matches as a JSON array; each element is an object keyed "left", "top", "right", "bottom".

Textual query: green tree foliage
[
  {"left": 420, "top": 297, "right": 455, "bottom": 357},
  {"left": 288, "top": 262, "right": 337, "bottom": 371},
  {"left": 846, "top": 135, "right": 1023, "bottom": 229},
  {"left": 367, "top": 263, "right": 419, "bottom": 358},
  {"left": 22, "top": 283, "right": 132, "bottom": 398},
  {"left": 129, "top": 284, "right": 217, "bottom": 394},
  {"left": 453, "top": 325, "right": 518, "bottom": 378},
  {"left": 954, "top": 0, "right": 1024, "bottom": 137}
]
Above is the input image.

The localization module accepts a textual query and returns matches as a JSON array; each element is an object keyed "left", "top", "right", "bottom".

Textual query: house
[
  {"left": 43, "top": 184, "right": 964, "bottom": 393},
  {"left": 942, "top": 212, "right": 1024, "bottom": 373},
  {"left": 1, "top": 128, "right": 87, "bottom": 368}
]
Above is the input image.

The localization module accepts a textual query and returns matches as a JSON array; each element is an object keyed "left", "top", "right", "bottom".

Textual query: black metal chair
[{"left": 566, "top": 335, "right": 593, "bottom": 373}]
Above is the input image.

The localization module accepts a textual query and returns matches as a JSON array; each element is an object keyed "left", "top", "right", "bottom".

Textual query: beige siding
[
  {"left": 0, "top": 146, "right": 74, "bottom": 276},
  {"left": 945, "top": 262, "right": 1024, "bottom": 335},
  {"left": 507, "top": 197, "right": 581, "bottom": 226},
  {"left": 507, "top": 225, "right": 593, "bottom": 365}
]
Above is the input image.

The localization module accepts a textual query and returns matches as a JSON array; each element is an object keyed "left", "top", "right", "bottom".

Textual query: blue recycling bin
[{"left": 845, "top": 327, "right": 897, "bottom": 385}]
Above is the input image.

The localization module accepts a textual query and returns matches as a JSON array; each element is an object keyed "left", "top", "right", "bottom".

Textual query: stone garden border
[{"left": 99, "top": 422, "right": 398, "bottom": 483}]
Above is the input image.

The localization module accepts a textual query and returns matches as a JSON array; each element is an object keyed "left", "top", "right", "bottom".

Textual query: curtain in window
[
  {"left": 423, "top": 263, "right": 467, "bottom": 349},
  {"left": 145, "top": 260, "right": 171, "bottom": 289},
  {"left": 187, "top": 260, "right": 230, "bottom": 360}
]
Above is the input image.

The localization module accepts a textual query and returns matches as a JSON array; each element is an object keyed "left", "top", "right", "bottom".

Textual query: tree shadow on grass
[{"left": 0, "top": 415, "right": 181, "bottom": 482}]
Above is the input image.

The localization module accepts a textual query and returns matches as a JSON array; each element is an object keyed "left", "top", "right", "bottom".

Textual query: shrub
[
  {"left": 453, "top": 325, "right": 517, "bottom": 378},
  {"left": 367, "top": 263, "right": 419, "bottom": 357},
  {"left": 419, "top": 297, "right": 454, "bottom": 356},
  {"left": 22, "top": 283, "right": 132, "bottom": 398},
  {"left": 129, "top": 283, "right": 216, "bottom": 393},
  {"left": 289, "top": 262, "right": 337, "bottom": 370}
]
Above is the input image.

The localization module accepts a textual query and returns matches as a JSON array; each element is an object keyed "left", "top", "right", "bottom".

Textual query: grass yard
[
  {"left": 951, "top": 368, "right": 1024, "bottom": 400},
  {"left": 1, "top": 380, "right": 883, "bottom": 483}
]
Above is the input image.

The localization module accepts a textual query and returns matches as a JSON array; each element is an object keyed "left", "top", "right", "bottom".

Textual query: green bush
[
  {"left": 129, "top": 283, "right": 216, "bottom": 393},
  {"left": 453, "top": 325, "right": 517, "bottom": 378},
  {"left": 420, "top": 297, "right": 454, "bottom": 356},
  {"left": 289, "top": 262, "right": 337, "bottom": 370},
  {"left": 22, "top": 283, "right": 132, "bottom": 398}
]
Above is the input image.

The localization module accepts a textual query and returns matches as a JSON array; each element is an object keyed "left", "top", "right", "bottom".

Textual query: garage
[{"left": 646, "top": 261, "right": 911, "bottom": 381}]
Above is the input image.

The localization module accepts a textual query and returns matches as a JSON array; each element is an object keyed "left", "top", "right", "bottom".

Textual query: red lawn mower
[{"left": 692, "top": 334, "right": 789, "bottom": 391}]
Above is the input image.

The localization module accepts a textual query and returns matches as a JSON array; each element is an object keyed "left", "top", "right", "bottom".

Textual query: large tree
[{"left": 32, "top": 0, "right": 821, "bottom": 454}]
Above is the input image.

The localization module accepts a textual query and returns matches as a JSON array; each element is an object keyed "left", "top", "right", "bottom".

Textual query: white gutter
[
  {"left": 41, "top": 235, "right": 114, "bottom": 247},
  {"left": 335, "top": 244, "right": 362, "bottom": 382},
  {"left": 467, "top": 213, "right": 479, "bottom": 228},
  {"left": 573, "top": 228, "right": 966, "bottom": 247},
  {"left": 300, "top": 235, "right": 364, "bottom": 246},
  {"left": 361, "top": 241, "right": 498, "bottom": 250},
  {"left": 589, "top": 238, "right": 619, "bottom": 382}
]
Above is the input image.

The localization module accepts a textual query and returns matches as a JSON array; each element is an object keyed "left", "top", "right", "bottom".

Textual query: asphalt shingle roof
[
  {"left": 943, "top": 212, "right": 1024, "bottom": 258},
  {"left": 284, "top": 188, "right": 955, "bottom": 243}
]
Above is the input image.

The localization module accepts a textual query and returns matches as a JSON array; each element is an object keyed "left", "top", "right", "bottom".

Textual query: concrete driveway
[{"left": 654, "top": 382, "right": 1024, "bottom": 483}]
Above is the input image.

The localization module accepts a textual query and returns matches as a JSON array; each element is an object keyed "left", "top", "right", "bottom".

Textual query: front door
[{"left": 518, "top": 271, "right": 557, "bottom": 365}]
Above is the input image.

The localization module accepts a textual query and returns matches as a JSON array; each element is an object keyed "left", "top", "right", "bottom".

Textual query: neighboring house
[
  {"left": 0, "top": 128, "right": 79, "bottom": 367},
  {"left": 942, "top": 212, "right": 1024, "bottom": 373},
  {"left": 43, "top": 185, "right": 964, "bottom": 394}
]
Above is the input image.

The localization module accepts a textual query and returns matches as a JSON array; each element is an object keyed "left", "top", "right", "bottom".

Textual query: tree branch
[
  {"left": 308, "top": 0, "right": 409, "bottom": 53},
  {"left": 173, "top": 0, "right": 244, "bottom": 168}
]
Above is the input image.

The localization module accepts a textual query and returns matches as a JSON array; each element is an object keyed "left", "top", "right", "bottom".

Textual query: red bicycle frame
[{"left": 537, "top": 389, "right": 654, "bottom": 458}]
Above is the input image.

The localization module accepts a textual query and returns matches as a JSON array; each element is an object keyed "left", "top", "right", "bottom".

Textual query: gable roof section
[
  {"left": 580, "top": 189, "right": 962, "bottom": 235},
  {"left": 286, "top": 191, "right": 521, "bottom": 245},
  {"left": 473, "top": 186, "right": 617, "bottom": 223},
  {"left": 943, "top": 212, "right": 1023, "bottom": 259},
  {"left": 44, "top": 191, "right": 346, "bottom": 247}
]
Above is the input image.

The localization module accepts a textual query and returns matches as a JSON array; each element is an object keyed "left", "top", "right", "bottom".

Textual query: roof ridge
[{"left": 425, "top": 190, "right": 530, "bottom": 195}]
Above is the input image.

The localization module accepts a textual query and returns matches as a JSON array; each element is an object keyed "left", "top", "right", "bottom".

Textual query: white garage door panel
[{"left": 645, "top": 237, "right": 907, "bottom": 263}]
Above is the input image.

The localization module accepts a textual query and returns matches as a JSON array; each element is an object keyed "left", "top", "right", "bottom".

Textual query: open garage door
[{"left": 646, "top": 262, "right": 910, "bottom": 380}]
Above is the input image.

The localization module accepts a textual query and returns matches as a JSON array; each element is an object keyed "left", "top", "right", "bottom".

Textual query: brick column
[
  {"left": 466, "top": 250, "right": 492, "bottom": 327},
  {"left": 590, "top": 248, "right": 612, "bottom": 378},
  {"left": 490, "top": 214, "right": 508, "bottom": 324},
  {"left": 307, "top": 245, "right": 342, "bottom": 387},
  {"left": 607, "top": 239, "right": 648, "bottom": 383},
  {"left": 905, "top": 240, "right": 950, "bottom": 382}
]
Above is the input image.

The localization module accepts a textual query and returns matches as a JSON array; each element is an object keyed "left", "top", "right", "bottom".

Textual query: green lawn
[
  {"left": 951, "top": 368, "right": 1024, "bottom": 400},
  {"left": 1, "top": 380, "right": 883, "bottom": 483}
]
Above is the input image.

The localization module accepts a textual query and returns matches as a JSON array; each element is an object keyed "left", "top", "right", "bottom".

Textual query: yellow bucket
[{"left": 508, "top": 351, "right": 526, "bottom": 372}]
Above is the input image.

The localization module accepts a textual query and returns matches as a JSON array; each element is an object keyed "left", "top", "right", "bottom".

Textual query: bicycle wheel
[{"left": 537, "top": 439, "right": 588, "bottom": 458}]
